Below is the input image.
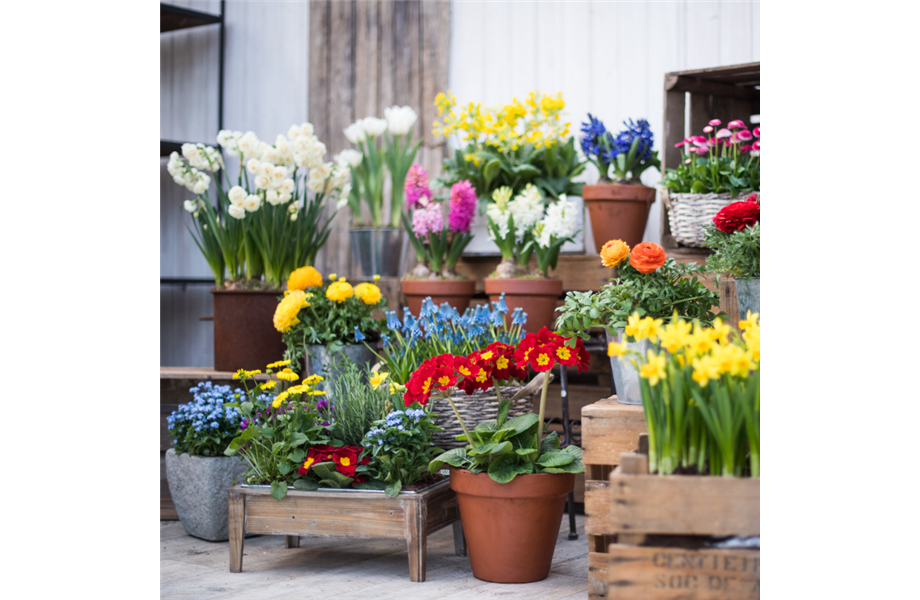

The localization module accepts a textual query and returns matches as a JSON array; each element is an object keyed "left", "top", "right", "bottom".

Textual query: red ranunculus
[{"left": 713, "top": 197, "right": 759, "bottom": 233}]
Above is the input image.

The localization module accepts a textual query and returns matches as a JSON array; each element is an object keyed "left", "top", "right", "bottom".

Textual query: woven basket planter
[
  {"left": 661, "top": 188, "right": 761, "bottom": 247},
  {"left": 430, "top": 372, "right": 552, "bottom": 450}
]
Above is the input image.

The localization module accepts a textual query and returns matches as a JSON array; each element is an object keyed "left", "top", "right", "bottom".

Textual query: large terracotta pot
[
  {"left": 450, "top": 468, "right": 574, "bottom": 583},
  {"left": 401, "top": 278, "right": 476, "bottom": 317},
  {"left": 212, "top": 289, "right": 286, "bottom": 372},
  {"left": 583, "top": 183, "right": 656, "bottom": 252},
  {"left": 484, "top": 278, "right": 562, "bottom": 334}
]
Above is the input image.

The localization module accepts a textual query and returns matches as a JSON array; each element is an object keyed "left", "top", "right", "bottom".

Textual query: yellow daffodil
[
  {"left": 738, "top": 310, "right": 759, "bottom": 331},
  {"left": 685, "top": 323, "right": 715, "bottom": 357},
  {"left": 639, "top": 349, "right": 667, "bottom": 386},
  {"left": 691, "top": 355, "right": 721, "bottom": 387},
  {"left": 658, "top": 318, "right": 693, "bottom": 353},
  {"left": 708, "top": 318, "right": 732, "bottom": 342},
  {"left": 743, "top": 323, "right": 760, "bottom": 361},
  {"left": 607, "top": 341, "right": 627, "bottom": 356},
  {"left": 370, "top": 371, "right": 389, "bottom": 390}
]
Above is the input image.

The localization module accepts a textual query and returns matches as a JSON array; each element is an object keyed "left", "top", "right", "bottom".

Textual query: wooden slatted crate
[
  {"left": 581, "top": 397, "right": 648, "bottom": 600},
  {"left": 602, "top": 449, "right": 760, "bottom": 600}
]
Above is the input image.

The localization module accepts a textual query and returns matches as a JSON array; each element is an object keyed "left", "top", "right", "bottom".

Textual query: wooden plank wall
[
  {"left": 449, "top": 0, "right": 761, "bottom": 249},
  {"left": 308, "top": 0, "right": 451, "bottom": 281}
]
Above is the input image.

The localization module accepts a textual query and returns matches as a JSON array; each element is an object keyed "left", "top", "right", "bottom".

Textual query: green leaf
[
  {"left": 278, "top": 460, "right": 294, "bottom": 475},
  {"left": 429, "top": 447, "right": 470, "bottom": 472},
  {"left": 487, "top": 454, "right": 534, "bottom": 484},
  {"left": 504, "top": 413, "right": 539, "bottom": 435},
  {"left": 287, "top": 449, "right": 306, "bottom": 464},
  {"left": 561, "top": 444, "right": 583, "bottom": 461},
  {"left": 271, "top": 441, "right": 285, "bottom": 454},
  {"left": 270, "top": 481, "right": 288, "bottom": 500},
  {"left": 536, "top": 451, "right": 575, "bottom": 468},
  {"left": 310, "top": 461, "right": 338, "bottom": 480},
  {"left": 318, "top": 479, "right": 343, "bottom": 488},
  {"left": 293, "top": 478, "right": 319, "bottom": 491},
  {"left": 288, "top": 432, "right": 308, "bottom": 447},
  {"left": 385, "top": 480, "right": 403, "bottom": 497},
  {"left": 515, "top": 448, "right": 538, "bottom": 460},
  {"left": 496, "top": 398, "right": 510, "bottom": 428},
  {"left": 539, "top": 431, "right": 560, "bottom": 454}
]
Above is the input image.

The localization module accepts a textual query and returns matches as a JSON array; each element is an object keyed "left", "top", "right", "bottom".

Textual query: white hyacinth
[
  {"left": 508, "top": 183, "right": 545, "bottom": 240},
  {"left": 360, "top": 117, "right": 388, "bottom": 137},
  {"left": 486, "top": 187, "right": 514, "bottom": 242},
  {"left": 228, "top": 186, "right": 247, "bottom": 206},
  {"left": 344, "top": 122, "right": 366, "bottom": 145},
  {"left": 537, "top": 194, "right": 578, "bottom": 247},
  {"left": 335, "top": 149, "right": 362, "bottom": 169},
  {"left": 384, "top": 105, "right": 417, "bottom": 136},
  {"left": 228, "top": 204, "right": 246, "bottom": 220}
]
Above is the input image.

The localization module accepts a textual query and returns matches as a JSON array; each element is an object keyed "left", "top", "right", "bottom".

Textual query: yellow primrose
[{"left": 639, "top": 349, "right": 667, "bottom": 386}]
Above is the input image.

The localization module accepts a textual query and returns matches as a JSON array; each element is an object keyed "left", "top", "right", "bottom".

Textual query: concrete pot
[
  {"left": 401, "top": 278, "right": 476, "bottom": 317},
  {"left": 450, "top": 468, "right": 574, "bottom": 583},
  {"left": 165, "top": 448, "right": 248, "bottom": 541}
]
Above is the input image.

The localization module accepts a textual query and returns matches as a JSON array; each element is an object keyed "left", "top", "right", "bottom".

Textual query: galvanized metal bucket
[
  {"left": 349, "top": 227, "right": 406, "bottom": 278},
  {"left": 305, "top": 343, "right": 378, "bottom": 399},
  {"left": 605, "top": 328, "right": 656, "bottom": 406},
  {"left": 735, "top": 277, "right": 760, "bottom": 320}
]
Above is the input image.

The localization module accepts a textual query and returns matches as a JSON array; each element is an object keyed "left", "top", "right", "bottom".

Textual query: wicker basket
[
  {"left": 429, "top": 372, "right": 552, "bottom": 450},
  {"left": 662, "top": 188, "right": 760, "bottom": 247}
]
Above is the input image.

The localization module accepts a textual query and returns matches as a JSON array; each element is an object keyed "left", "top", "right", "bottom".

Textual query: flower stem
[
  {"left": 446, "top": 394, "right": 478, "bottom": 449},
  {"left": 535, "top": 371, "right": 551, "bottom": 448}
]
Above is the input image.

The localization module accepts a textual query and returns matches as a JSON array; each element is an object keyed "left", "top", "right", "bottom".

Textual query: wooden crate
[
  {"left": 227, "top": 479, "right": 464, "bottom": 582},
  {"left": 599, "top": 450, "right": 760, "bottom": 600},
  {"left": 581, "top": 397, "right": 648, "bottom": 600},
  {"left": 661, "top": 62, "right": 760, "bottom": 251}
]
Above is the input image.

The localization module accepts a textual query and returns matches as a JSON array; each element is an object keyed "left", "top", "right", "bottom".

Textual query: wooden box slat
[
  {"left": 582, "top": 398, "right": 647, "bottom": 467},
  {"left": 244, "top": 493, "right": 409, "bottom": 539}
]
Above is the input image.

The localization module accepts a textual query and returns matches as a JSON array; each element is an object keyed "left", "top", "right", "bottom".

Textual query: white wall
[{"left": 449, "top": 0, "right": 761, "bottom": 248}]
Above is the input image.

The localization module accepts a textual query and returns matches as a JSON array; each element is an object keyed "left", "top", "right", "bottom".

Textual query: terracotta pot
[
  {"left": 401, "top": 278, "right": 476, "bottom": 317},
  {"left": 484, "top": 278, "right": 562, "bottom": 334},
  {"left": 212, "top": 289, "right": 286, "bottom": 372},
  {"left": 450, "top": 468, "right": 575, "bottom": 583},
  {"left": 583, "top": 183, "right": 656, "bottom": 252}
]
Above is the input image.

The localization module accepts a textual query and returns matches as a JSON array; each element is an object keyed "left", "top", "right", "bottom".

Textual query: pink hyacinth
[
  {"left": 737, "top": 130, "right": 753, "bottom": 141},
  {"left": 753, "top": 126, "right": 760, "bottom": 138},
  {"left": 448, "top": 180, "right": 477, "bottom": 234},
  {"left": 709, "top": 119, "right": 722, "bottom": 127},
  {"left": 404, "top": 164, "right": 432, "bottom": 210},
  {"left": 412, "top": 202, "right": 443, "bottom": 237},
  {"left": 727, "top": 119, "right": 745, "bottom": 129}
]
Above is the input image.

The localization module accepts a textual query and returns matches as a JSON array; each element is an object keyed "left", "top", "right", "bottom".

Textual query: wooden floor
[{"left": 161, "top": 514, "right": 588, "bottom": 600}]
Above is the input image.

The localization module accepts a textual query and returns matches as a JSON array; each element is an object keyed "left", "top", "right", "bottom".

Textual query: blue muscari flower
[
  {"left": 404, "top": 312, "right": 417, "bottom": 331},
  {"left": 381, "top": 333, "right": 391, "bottom": 348},
  {"left": 489, "top": 310, "right": 504, "bottom": 327},
  {"left": 386, "top": 310, "right": 402, "bottom": 331},
  {"left": 354, "top": 326, "right": 366, "bottom": 341},
  {"left": 410, "top": 325, "right": 422, "bottom": 340},
  {"left": 438, "top": 303, "right": 453, "bottom": 322},
  {"left": 496, "top": 294, "right": 508, "bottom": 313},
  {"left": 510, "top": 307, "right": 524, "bottom": 326}
]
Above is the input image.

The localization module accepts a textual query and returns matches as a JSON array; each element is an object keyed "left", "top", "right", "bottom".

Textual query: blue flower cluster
[
  {"left": 363, "top": 409, "right": 432, "bottom": 449},
  {"left": 167, "top": 381, "right": 243, "bottom": 455},
  {"left": 580, "top": 116, "right": 655, "bottom": 174},
  {"left": 580, "top": 113, "right": 613, "bottom": 161},
  {"left": 610, "top": 118, "right": 654, "bottom": 163},
  {"left": 383, "top": 293, "right": 526, "bottom": 349}
]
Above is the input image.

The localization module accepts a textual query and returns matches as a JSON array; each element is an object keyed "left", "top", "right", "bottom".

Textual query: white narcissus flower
[
  {"left": 246, "top": 158, "right": 261, "bottom": 174},
  {"left": 290, "top": 212, "right": 298, "bottom": 222},
  {"left": 183, "top": 199, "right": 198, "bottom": 213},
  {"left": 287, "top": 124, "right": 301, "bottom": 141},
  {"left": 335, "top": 149, "right": 362, "bottom": 168},
  {"left": 265, "top": 190, "right": 281, "bottom": 206},
  {"left": 384, "top": 105, "right": 417, "bottom": 136},
  {"left": 305, "top": 144, "right": 326, "bottom": 169},
  {"left": 307, "top": 167, "right": 328, "bottom": 194},
  {"left": 360, "top": 117, "right": 388, "bottom": 137},
  {"left": 340, "top": 182, "right": 352, "bottom": 200},
  {"left": 261, "top": 145, "right": 280, "bottom": 165},
  {"left": 243, "top": 194, "right": 261, "bottom": 212},
  {"left": 228, "top": 186, "right": 247, "bottom": 206},
  {"left": 228, "top": 204, "right": 246, "bottom": 220},
  {"left": 299, "top": 123, "right": 314, "bottom": 138},
  {"left": 329, "top": 165, "right": 350, "bottom": 191},
  {"left": 254, "top": 175, "right": 270, "bottom": 189},
  {"left": 293, "top": 134, "right": 315, "bottom": 153},
  {"left": 281, "top": 179, "right": 295, "bottom": 194},
  {"left": 181, "top": 143, "right": 199, "bottom": 161},
  {"left": 294, "top": 152, "right": 309, "bottom": 168},
  {"left": 260, "top": 162, "right": 275, "bottom": 179},
  {"left": 278, "top": 191, "right": 292, "bottom": 204},
  {"left": 271, "top": 165, "right": 287, "bottom": 187},
  {"left": 344, "top": 122, "right": 366, "bottom": 145},
  {"left": 238, "top": 131, "right": 261, "bottom": 159},
  {"left": 192, "top": 175, "right": 210, "bottom": 195}
]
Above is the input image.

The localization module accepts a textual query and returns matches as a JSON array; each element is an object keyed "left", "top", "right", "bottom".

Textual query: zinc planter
[
  {"left": 735, "top": 277, "right": 760, "bottom": 318},
  {"left": 606, "top": 328, "right": 657, "bottom": 405},
  {"left": 350, "top": 227, "right": 406, "bottom": 278},
  {"left": 583, "top": 184, "right": 656, "bottom": 251},
  {"left": 485, "top": 277, "right": 562, "bottom": 334},
  {"left": 450, "top": 468, "right": 574, "bottom": 583},
  {"left": 165, "top": 448, "right": 248, "bottom": 542},
  {"left": 212, "top": 289, "right": 287, "bottom": 372},
  {"left": 306, "top": 343, "right": 378, "bottom": 397},
  {"left": 401, "top": 278, "right": 476, "bottom": 317}
]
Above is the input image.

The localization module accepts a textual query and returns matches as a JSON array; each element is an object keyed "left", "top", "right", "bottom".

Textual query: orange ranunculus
[
  {"left": 629, "top": 242, "right": 667, "bottom": 274},
  {"left": 600, "top": 239, "right": 630, "bottom": 268}
]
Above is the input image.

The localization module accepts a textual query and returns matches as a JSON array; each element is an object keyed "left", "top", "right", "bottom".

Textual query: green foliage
[
  {"left": 322, "top": 361, "right": 390, "bottom": 447},
  {"left": 702, "top": 222, "right": 760, "bottom": 279},
  {"left": 662, "top": 148, "right": 759, "bottom": 197},
  {"left": 360, "top": 407, "right": 444, "bottom": 497},
  {"left": 428, "top": 398, "right": 584, "bottom": 484},
  {"left": 555, "top": 259, "right": 722, "bottom": 339}
]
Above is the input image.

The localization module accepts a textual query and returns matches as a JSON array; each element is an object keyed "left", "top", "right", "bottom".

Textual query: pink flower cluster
[
  {"left": 412, "top": 203, "right": 443, "bottom": 237},
  {"left": 448, "top": 180, "right": 476, "bottom": 234},
  {"left": 675, "top": 120, "right": 760, "bottom": 155},
  {"left": 405, "top": 164, "right": 432, "bottom": 210}
]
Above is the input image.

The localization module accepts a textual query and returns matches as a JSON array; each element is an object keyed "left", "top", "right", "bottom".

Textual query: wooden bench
[{"left": 227, "top": 479, "right": 464, "bottom": 582}]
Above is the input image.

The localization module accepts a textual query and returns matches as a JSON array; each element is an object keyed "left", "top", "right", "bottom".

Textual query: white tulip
[
  {"left": 254, "top": 175, "right": 270, "bottom": 189},
  {"left": 335, "top": 149, "right": 363, "bottom": 168},
  {"left": 228, "top": 204, "right": 246, "bottom": 220},
  {"left": 243, "top": 194, "right": 261, "bottom": 212},
  {"left": 246, "top": 158, "right": 261, "bottom": 174},
  {"left": 344, "top": 122, "right": 366, "bottom": 144},
  {"left": 228, "top": 186, "right": 247, "bottom": 206},
  {"left": 384, "top": 105, "right": 417, "bottom": 136},
  {"left": 183, "top": 199, "right": 198, "bottom": 213},
  {"left": 360, "top": 117, "right": 388, "bottom": 137},
  {"left": 281, "top": 179, "right": 295, "bottom": 194}
]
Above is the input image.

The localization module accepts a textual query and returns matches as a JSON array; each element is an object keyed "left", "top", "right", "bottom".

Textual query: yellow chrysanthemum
[
  {"left": 259, "top": 381, "right": 277, "bottom": 391},
  {"left": 266, "top": 359, "right": 291, "bottom": 369},
  {"left": 326, "top": 281, "right": 354, "bottom": 303},
  {"left": 273, "top": 290, "right": 309, "bottom": 333},
  {"left": 370, "top": 371, "right": 389, "bottom": 390},
  {"left": 639, "top": 350, "right": 667, "bottom": 386},
  {"left": 354, "top": 282, "right": 382, "bottom": 305},
  {"left": 276, "top": 368, "right": 300, "bottom": 382},
  {"left": 287, "top": 266, "right": 322, "bottom": 291},
  {"left": 310, "top": 390, "right": 326, "bottom": 396},
  {"left": 658, "top": 318, "right": 693, "bottom": 353}
]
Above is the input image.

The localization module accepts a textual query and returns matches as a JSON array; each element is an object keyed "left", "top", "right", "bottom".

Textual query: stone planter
[{"left": 165, "top": 448, "right": 248, "bottom": 541}]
